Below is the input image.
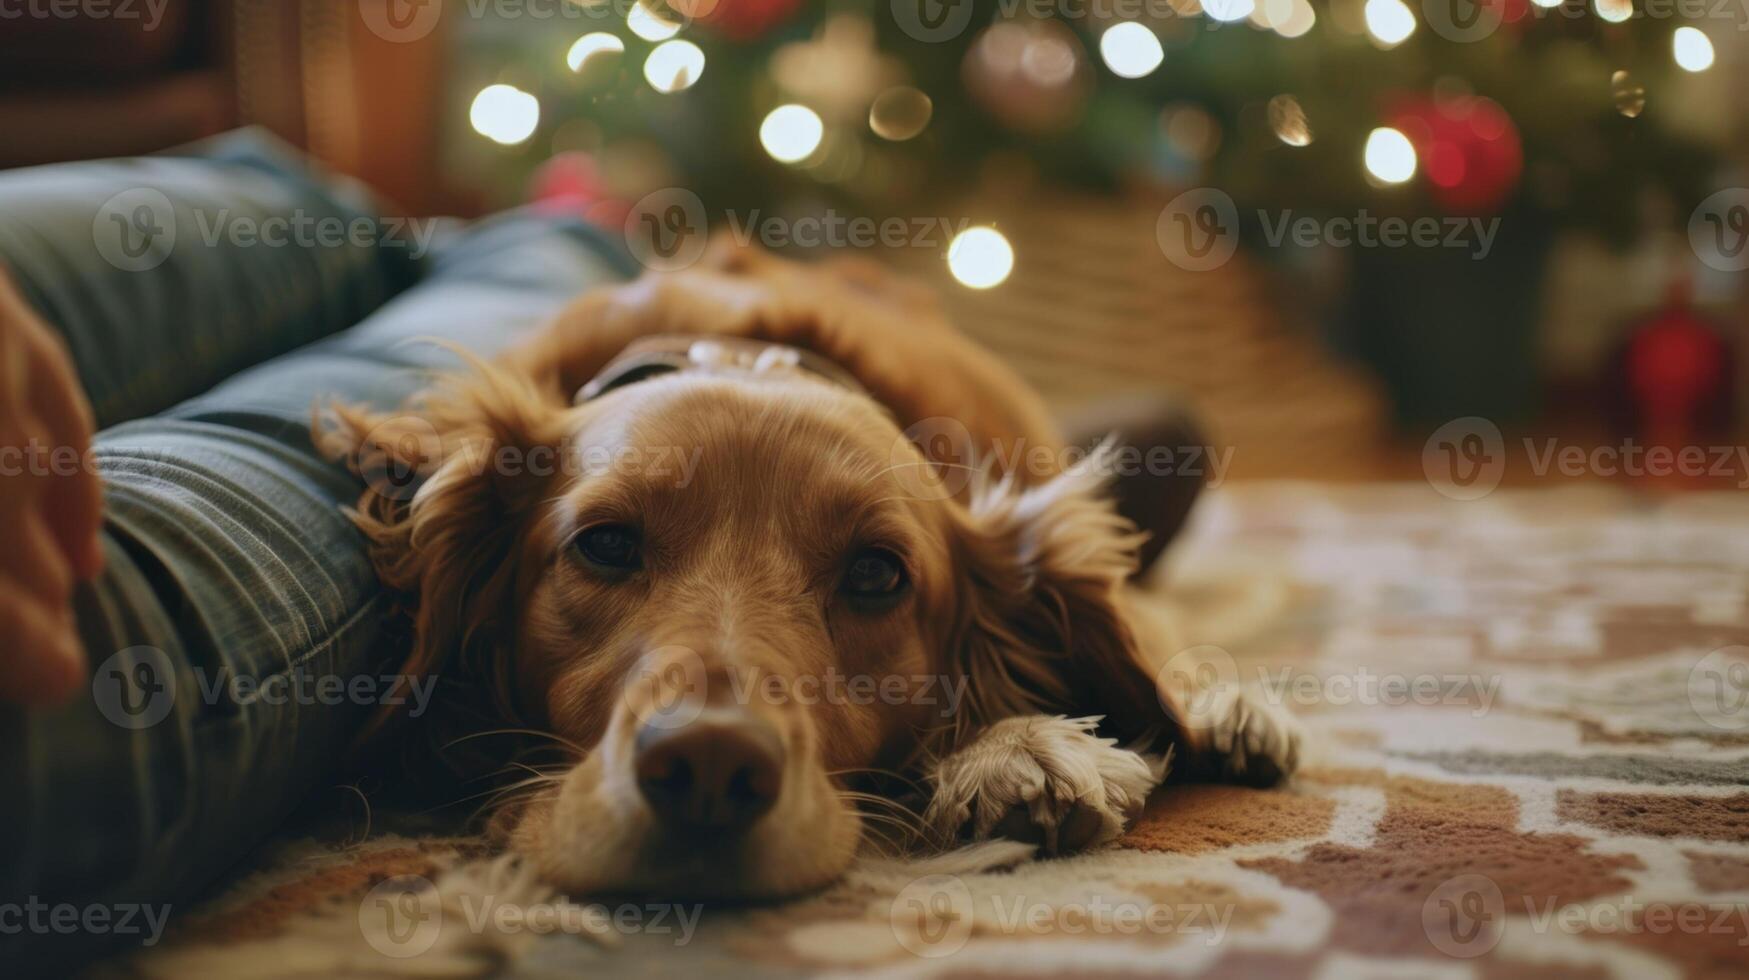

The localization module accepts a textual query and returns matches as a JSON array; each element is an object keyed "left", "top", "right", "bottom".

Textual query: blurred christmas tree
[{"left": 451, "top": 0, "right": 1724, "bottom": 245}]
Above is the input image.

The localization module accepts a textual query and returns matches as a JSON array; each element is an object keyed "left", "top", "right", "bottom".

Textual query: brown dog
[{"left": 320, "top": 241, "right": 1300, "bottom": 899}]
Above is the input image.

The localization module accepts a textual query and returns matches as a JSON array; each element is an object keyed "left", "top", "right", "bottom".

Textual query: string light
[
  {"left": 760, "top": 104, "right": 824, "bottom": 163},
  {"left": 1594, "top": 0, "right": 1632, "bottom": 23},
  {"left": 947, "top": 227, "right": 1014, "bottom": 289},
  {"left": 1099, "top": 22, "right": 1164, "bottom": 78},
  {"left": 1203, "top": 0, "right": 1257, "bottom": 23},
  {"left": 567, "top": 33, "right": 624, "bottom": 72},
  {"left": 644, "top": 40, "right": 704, "bottom": 93},
  {"left": 469, "top": 84, "right": 539, "bottom": 145},
  {"left": 1274, "top": 0, "right": 1317, "bottom": 38},
  {"left": 1673, "top": 26, "right": 1715, "bottom": 72},
  {"left": 627, "top": 3, "right": 682, "bottom": 41},
  {"left": 1364, "top": 127, "right": 1417, "bottom": 184},
  {"left": 1364, "top": 0, "right": 1416, "bottom": 46}
]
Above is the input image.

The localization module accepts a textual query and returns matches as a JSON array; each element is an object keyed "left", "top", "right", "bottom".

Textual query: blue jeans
[{"left": 0, "top": 130, "right": 635, "bottom": 971}]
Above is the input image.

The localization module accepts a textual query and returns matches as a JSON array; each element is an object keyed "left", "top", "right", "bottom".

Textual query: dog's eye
[
  {"left": 842, "top": 548, "right": 907, "bottom": 601},
  {"left": 573, "top": 524, "right": 641, "bottom": 570}
]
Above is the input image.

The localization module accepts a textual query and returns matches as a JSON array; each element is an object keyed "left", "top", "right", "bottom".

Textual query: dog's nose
[{"left": 634, "top": 710, "right": 784, "bottom": 829}]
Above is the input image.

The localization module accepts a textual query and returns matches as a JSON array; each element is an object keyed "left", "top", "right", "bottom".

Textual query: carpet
[{"left": 112, "top": 483, "right": 1749, "bottom": 978}]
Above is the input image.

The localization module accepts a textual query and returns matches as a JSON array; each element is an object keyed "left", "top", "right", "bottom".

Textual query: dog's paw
[
  {"left": 1198, "top": 687, "right": 1304, "bottom": 786},
  {"left": 922, "top": 715, "right": 1165, "bottom": 856}
]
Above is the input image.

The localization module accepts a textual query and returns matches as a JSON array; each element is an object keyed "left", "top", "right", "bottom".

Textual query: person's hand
[{"left": 0, "top": 267, "right": 103, "bottom": 705}]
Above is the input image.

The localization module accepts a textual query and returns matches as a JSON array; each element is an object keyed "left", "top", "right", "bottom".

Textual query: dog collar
[{"left": 574, "top": 334, "right": 866, "bottom": 404}]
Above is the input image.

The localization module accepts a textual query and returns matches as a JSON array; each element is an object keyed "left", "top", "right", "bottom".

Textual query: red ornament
[
  {"left": 675, "top": 0, "right": 803, "bottom": 41},
  {"left": 1615, "top": 279, "right": 1734, "bottom": 448},
  {"left": 528, "top": 152, "right": 628, "bottom": 228},
  {"left": 1388, "top": 95, "right": 1523, "bottom": 215}
]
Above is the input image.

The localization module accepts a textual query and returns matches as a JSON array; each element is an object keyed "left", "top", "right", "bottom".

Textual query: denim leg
[
  {"left": 0, "top": 210, "right": 635, "bottom": 973},
  {"left": 0, "top": 128, "right": 421, "bottom": 429}
]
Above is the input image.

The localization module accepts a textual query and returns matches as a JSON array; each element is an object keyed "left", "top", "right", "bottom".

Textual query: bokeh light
[
  {"left": 1594, "top": 0, "right": 1632, "bottom": 23},
  {"left": 1673, "top": 27, "right": 1714, "bottom": 72},
  {"left": 644, "top": 40, "right": 704, "bottom": 93},
  {"left": 627, "top": 3, "right": 682, "bottom": 41},
  {"left": 1364, "top": 127, "right": 1417, "bottom": 184},
  {"left": 947, "top": 227, "right": 1014, "bottom": 289},
  {"left": 1098, "top": 23, "right": 1164, "bottom": 79},
  {"left": 1203, "top": 0, "right": 1257, "bottom": 22},
  {"left": 1364, "top": 0, "right": 1416, "bottom": 47},
  {"left": 760, "top": 104, "right": 824, "bottom": 163},
  {"left": 566, "top": 32, "right": 624, "bottom": 73},
  {"left": 469, "top": 84, "right": 540, "bottom": 145}
]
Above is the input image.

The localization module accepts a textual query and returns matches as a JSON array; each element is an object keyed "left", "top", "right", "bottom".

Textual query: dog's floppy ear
[
  {"left": 948, "top": 453, "right": 1198, "bottom": 754},
  {"left": 317, "top": 358, "right": 569, "bottom": 733}
]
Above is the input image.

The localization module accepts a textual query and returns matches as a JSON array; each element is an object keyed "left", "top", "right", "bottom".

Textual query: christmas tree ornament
[
  {"left": 1389, "top": 95, "right": 1523, "bottom": 214},
  {"left": 677, "top": 0, "right": 802, "bottom": 41},
  {"left": 1268, "top": 95, "right": 1312, "bottom": 147},
  {"left": 869, "top": 86, "right": 932, "bottom": 142},
  {"left": 1611, "top": 69, "right": 1646, "bottom": 118},
  {"left": 1607, "top": 278, "right": 1735, "bottom": 458}
]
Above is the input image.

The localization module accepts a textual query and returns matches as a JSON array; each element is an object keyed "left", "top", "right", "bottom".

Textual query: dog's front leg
[{"left": 920, "top": 715, "right": 1166, "bottom": 856}]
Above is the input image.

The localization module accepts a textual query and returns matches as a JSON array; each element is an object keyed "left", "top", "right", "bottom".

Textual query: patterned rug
[{"left": 113, "top": 483, "right": 1749, "bottom": 979}]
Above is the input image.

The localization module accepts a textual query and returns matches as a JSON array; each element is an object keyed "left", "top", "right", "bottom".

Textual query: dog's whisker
[{"left": 444, "top": 727, "right": 589, "bottom": 757}]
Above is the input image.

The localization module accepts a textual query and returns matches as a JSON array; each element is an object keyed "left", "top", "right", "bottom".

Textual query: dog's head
[{"left": 321, "top": 278, "right": 1186, "bottom": 900}]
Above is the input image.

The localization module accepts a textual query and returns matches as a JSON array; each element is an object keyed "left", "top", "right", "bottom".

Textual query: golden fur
[{"left": 317, "top": 240, "right": 1233, "bottom": 899}]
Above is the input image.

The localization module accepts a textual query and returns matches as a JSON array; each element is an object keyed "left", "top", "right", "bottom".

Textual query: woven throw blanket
[{"left": 117, "top": 483, "right": 1749, "bottom": 979}]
